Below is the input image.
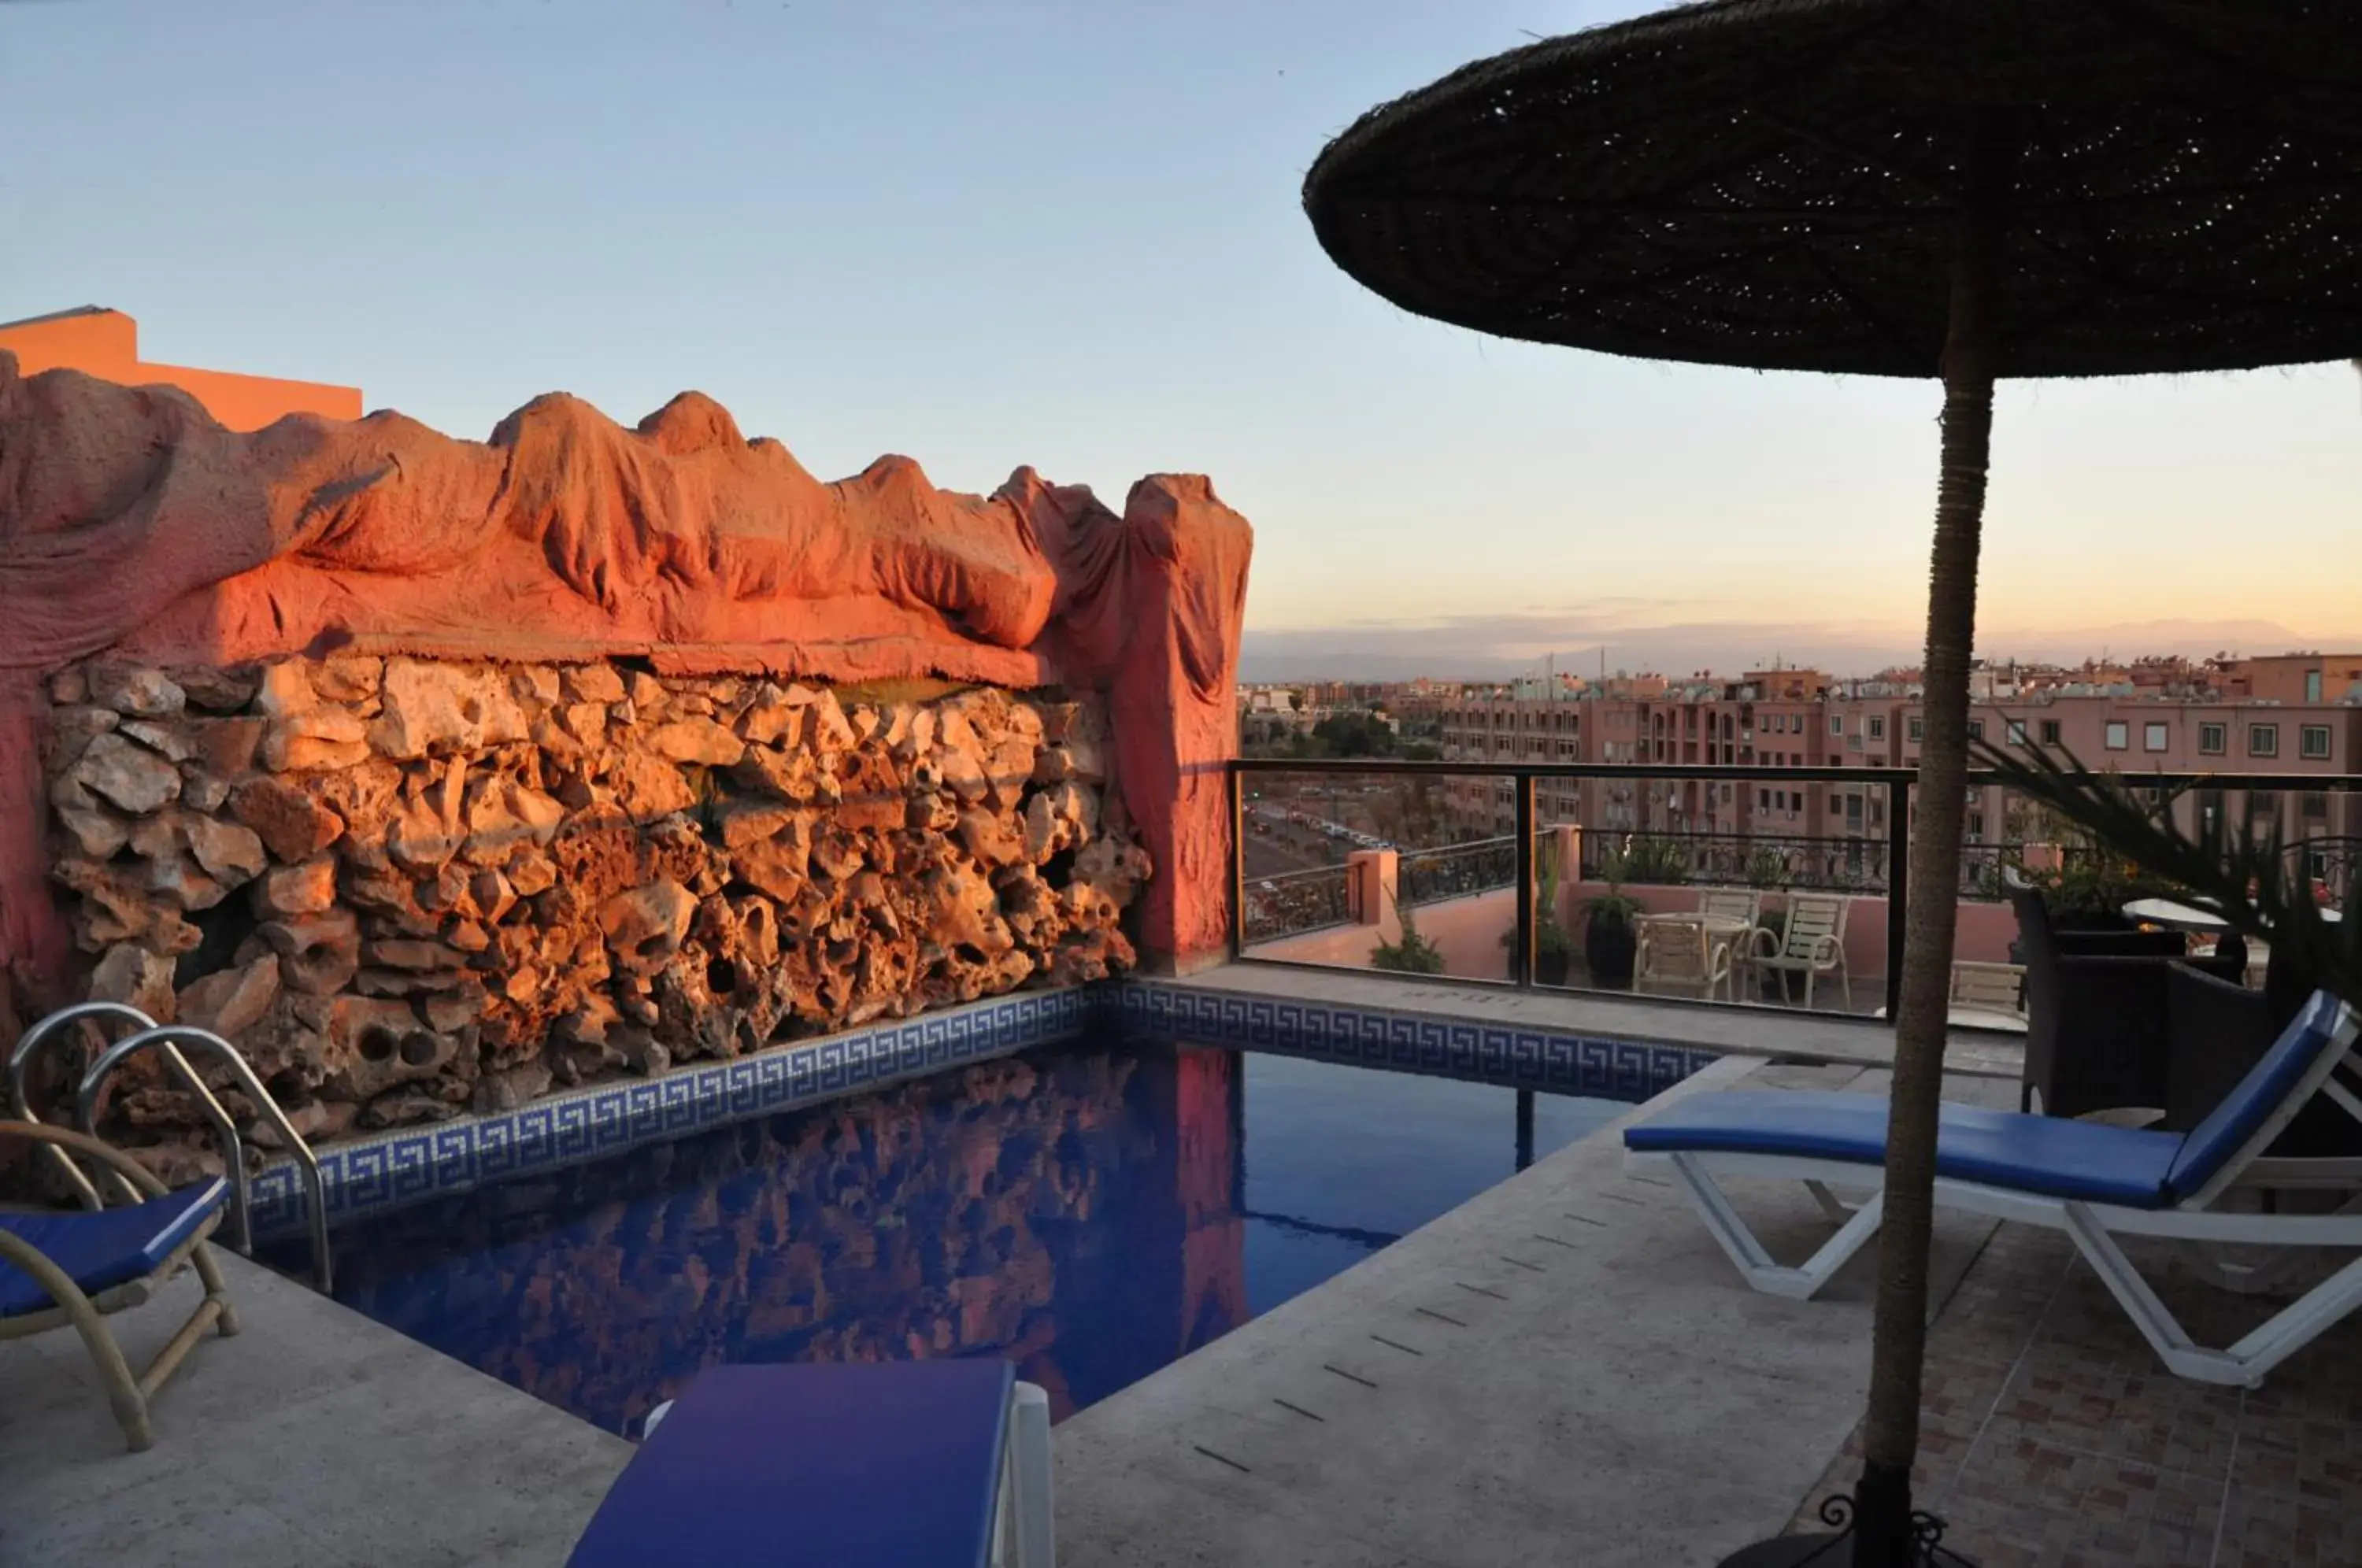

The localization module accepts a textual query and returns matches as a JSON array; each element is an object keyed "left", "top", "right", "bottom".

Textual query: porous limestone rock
[{"left": 42, "top": 656, "right": 1146, "bottom": 1160}]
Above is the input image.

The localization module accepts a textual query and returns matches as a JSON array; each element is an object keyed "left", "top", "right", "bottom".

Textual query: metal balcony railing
[{"left": 1226, "top": 757, "right": 2362, "bottom": 1019}]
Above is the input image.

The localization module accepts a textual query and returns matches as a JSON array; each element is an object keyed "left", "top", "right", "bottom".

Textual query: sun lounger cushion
[
  {"left": 2166, "top": 990, "right": 2351, "bottom": 1201},
  {"left": 567, "top": 1359, "right": 1016, "bottom": 1568},
  {"left": 1623, "top": 1091, "right": 2185, "bottom": 1207},
  {"left": 0, "top": 1177, "right": 228, "bottom": 1318}
]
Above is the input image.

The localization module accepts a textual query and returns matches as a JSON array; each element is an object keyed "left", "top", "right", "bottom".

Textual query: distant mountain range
[{"left": 1239, "top": 614, "right": 2361, "bottom": 683}]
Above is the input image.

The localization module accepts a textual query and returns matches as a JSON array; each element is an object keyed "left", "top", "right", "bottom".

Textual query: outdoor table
[
  {"left": 1635, "top": 913, "right": 1755, "bottom": 999},
  {"left": 2123, "top": 897, "right": 2340, "bottom": 982}
]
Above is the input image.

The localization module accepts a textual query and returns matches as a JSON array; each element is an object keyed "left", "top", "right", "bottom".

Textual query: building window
[
  {"left": 2306, "top": 671, "right": 2323, "bottom": 703},
  {"left": 2249, "top": 723, "right": 2279, "bottom": 758},
  {"left": 2105, "top": 720, "right": 2128, "bottom": 750},
  {"left": 1830, "top": 715, "right": 1844, "bottom": 736},
  {"left": 2006, "top": 719, "right": 2029, "bottom": 747},
  {"left": 2301, "top": 725, "right": 2332, "bottom": 760},
  {"left": 2144, "top": 722, "right": 2168, "bottom": 753},
  {"left": 1758, "top": 789, "right": 1770, "bottom": 811},
  {"left": 1868, "top": 716, "right": 1885, "bottom": 741},
  {"left": 2302, "top": 791, "right": 2328, "bottom": 820},
  {"left": 2040, "top": 719, "right": 2060, "bottom": 745},
  {"left": 1966, "top": 719, "right": 1984, "bottom": 741},
  {"left": 2199, "top": 722, "right": 2226, "bottom": 755},
  {"left": 1908, "top": 716, "right": 1924, "bottom": 741},
  {"left": 1966, "top": 812, "right": 1985, "bottom": 843}
]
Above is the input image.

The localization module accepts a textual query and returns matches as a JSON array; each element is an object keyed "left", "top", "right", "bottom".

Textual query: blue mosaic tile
[
  {"left": 247, "top": 977, "right": 1723, "bottom": 1241},
  {"left": 249, "top": 987, "right": 1094, "bottom": 1240},
  {"left": 1118, "top": 980, "right": 1722, "bottom": 1106}
]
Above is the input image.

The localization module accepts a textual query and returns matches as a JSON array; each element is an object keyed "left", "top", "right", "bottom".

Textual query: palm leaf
[{"left": 1972, "top": 738, "right": 2360, "bottom": 1007}]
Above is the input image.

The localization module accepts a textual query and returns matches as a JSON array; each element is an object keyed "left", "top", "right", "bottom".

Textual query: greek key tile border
[
  {"left": 1116, "top": 980, "right": 1721, "bottom": 1102},
  {"left": 249, "top": 986, "right": 1100, "bottom": 1237},
  {"left": 249, "top": 978, "right": 1719, "bottom": 1238}
]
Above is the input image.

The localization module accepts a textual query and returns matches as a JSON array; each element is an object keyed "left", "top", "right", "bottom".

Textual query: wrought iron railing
[
  {"left": 1578, "top": 830, "right": 1897, "bottom": 893},
  {"left": 1242, "top": 864, "right": 1353, "bottom": 944},
  {"left": 1399, "top": 836, "right": 1520, "bottom": 904}
]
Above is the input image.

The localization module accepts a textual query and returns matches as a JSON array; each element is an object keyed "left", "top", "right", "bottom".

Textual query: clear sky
[{"left": 8, "top": 1, "right": 2356, "bottom": 679}]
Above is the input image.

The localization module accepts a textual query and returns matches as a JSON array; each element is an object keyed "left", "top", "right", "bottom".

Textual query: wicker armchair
[{"left": 2010, "top": 878, "right": 2232, "bottom": 1118}]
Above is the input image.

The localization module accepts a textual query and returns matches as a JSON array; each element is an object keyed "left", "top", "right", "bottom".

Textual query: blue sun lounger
[
  {"left": 1624, "top": 990, "right": 2362, "bottom": 1388},
  {"left": 566, "top": 1359, "right": 1055, "bottom": 1568}
]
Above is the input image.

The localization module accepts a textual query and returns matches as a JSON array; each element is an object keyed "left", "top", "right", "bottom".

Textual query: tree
[{"left": 1309, "top": 711, "right": 1397, "bottom": 758}]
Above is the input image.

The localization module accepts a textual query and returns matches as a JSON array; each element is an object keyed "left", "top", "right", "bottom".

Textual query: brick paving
[{"left": 1790, "top": 1223, "right": 2362, "bottom": 1566}]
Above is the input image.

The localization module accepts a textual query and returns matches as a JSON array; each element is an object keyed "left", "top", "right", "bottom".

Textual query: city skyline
[
  {"left": 1241, "top": 617, "right": 2362, "bottom": 686},
  {"left": 11, "top": 0, "right": 2360, "bottom": 656}
]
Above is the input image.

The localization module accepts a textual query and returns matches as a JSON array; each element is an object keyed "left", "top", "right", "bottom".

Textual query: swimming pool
[{"left": 268, "top": 1033, "right": 1629, "bottom": 1431}]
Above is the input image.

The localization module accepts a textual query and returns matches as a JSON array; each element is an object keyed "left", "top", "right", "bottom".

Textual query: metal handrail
[
  {"left": 74, "top": 1025, "right": 335, "bottom": 1294},
  {"left": 8, "top": 1001, "right": 166, "bottom": 1212},
  {"left": 1231, "top": 756, "right": 2362, "bottom": 1015},
  {"left": 1234, "top": 757, "right": 2362, "bottom": 791}
]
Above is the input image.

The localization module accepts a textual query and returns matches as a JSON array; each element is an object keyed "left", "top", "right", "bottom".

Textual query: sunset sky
[{"left": 9, "top": 0, "right": 2357, "bottom": 679}]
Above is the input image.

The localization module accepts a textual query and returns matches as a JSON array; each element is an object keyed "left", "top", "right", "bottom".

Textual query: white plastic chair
[
  {"left": 1748, "top": 893, "right": 1851, "bottom": 1010},
  {"left": 1635, "top": 915, "right": 1734, "bottom": 1001}
]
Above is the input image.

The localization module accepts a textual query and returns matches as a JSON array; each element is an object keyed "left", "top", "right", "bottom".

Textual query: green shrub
[
  {"left": 1609, "top": 835, "right": 1690, "bottom": 886},
  {"left": 1372, "top": 899, "right": 1448, "bottom": 974}
]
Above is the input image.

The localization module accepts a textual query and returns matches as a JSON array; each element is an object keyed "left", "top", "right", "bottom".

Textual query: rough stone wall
[{"left": 43, "top": 653, "right": 1144, "bottom": 1167}]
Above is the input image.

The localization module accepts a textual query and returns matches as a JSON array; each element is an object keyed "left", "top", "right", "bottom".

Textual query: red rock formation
[{"left": 0, "top": 355, "right": 1252, "bottom": 1018}]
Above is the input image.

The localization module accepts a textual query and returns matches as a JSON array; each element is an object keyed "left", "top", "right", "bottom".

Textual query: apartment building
[
  {"left": 1436, "top": 669, "right": 1889, "bottom": 856},
  {"left": 1434, "top": 660, "right": 2362, "bottom": 867},
  {"left": 1927, "top": 690, "right": 2362, "bottom": 844},
  {"left": 2215, "top": 653, "right": 2362, "bottom": 707}
]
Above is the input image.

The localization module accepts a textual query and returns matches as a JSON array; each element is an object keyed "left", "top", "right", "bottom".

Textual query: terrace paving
[
  {"left": 1052, "top": 1052, "right": 2017, "bottom": 1566},
  {"left": 0, "top": 1250, "right": 629, "bottom": 1567},
  {"left": 1790, "top": 1214, "right": 2362, "bottom": 1566}
]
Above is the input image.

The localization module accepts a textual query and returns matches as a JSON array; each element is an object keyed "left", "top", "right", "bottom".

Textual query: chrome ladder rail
[
  {"left": 75, "top": 1026, "right": 335, "bottom": 1294},
  {"left": 8, "top": 1001, "right": 171, "bottom": 1212}
]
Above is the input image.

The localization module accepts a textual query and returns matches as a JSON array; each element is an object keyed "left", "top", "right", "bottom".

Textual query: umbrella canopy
[{"left": 1305, "top": 0, "right": 2362, "bottom": 379}]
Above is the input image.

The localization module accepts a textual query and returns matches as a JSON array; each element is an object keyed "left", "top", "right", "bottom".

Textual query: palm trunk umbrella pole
[
  {"left": 1300, "top": 6, "right": 2362, "bottom": 1566},
  {"left": 1831, "top": 113, "right": 2012, "bottom": 1568}
]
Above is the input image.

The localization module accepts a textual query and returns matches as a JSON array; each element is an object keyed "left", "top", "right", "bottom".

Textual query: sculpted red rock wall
[{"left": 0, "top": 353, "right": 1251, "bottom": 1039}]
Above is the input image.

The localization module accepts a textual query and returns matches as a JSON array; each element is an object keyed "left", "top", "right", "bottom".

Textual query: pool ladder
[{"left": 7, "top": 1001, "right": 334, "bottom": 1293}]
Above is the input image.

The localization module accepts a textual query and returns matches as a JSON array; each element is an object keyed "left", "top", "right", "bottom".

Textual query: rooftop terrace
[{"left": 10, "top": 974, "right": 2354, "bottom": 1567}]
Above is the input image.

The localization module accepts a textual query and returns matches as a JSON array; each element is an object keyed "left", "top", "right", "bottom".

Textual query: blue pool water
[{"left": 271, "top": 1034, "right": 1626, "bottom": 1430}]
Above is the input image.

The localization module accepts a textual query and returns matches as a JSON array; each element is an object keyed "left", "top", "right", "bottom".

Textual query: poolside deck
[
  {"left": 6, "top": 982, "right": 2353, "bottom": 1567},
  {"left": 1163, "top": 960, "right": 2029, "bottom": 1080},
  {"left": 0, "top": 1251, "right": 628, "bottom": 1567},
  {"left": 1053, "top": 1052, "right": 2014, "bottom": 1566}
]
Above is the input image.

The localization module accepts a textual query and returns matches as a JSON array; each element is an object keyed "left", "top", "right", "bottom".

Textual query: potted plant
[
  {"left": 1501, "top": 842, "right": 1576, "bottom": 986},
  {"left": 1371, "top": 895, "right": 1447, "bottom": 974},
  {"left": 1618, "top": 834, "right": 1691, "bottom": 886},
  {"left": 1578, "top": 854, "right": 1644, "bottom": 990}
]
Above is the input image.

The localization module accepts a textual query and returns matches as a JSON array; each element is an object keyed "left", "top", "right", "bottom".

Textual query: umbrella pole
[
  {"left": 1718, "top": 116, "right": 2014, "bottom": 1568},
  {"left": 1853, "top": 115, "right": 2016, "bottom": 1568}
]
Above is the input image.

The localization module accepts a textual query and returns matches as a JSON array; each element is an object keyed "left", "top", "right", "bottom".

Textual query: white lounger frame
[{"left": 1631, "top": 1002, "right": 2362, "bottom": 1389}]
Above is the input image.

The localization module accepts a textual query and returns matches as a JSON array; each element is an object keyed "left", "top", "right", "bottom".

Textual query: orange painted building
[
  {"left": 2216, "top": 652, "right": 2362, "bottom": 707},
  {"left": 0, "top": 306, "right": 361, "bottom": 431}
]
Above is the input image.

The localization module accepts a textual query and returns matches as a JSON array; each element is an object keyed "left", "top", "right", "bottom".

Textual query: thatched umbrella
[{"left": 1303, "top": 3, "right": 2362, "bottom": 1563}]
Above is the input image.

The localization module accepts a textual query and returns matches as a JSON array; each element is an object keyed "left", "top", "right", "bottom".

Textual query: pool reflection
[{"left": 283, "top": 1037, "right": 1619, "bottom": 1432}]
